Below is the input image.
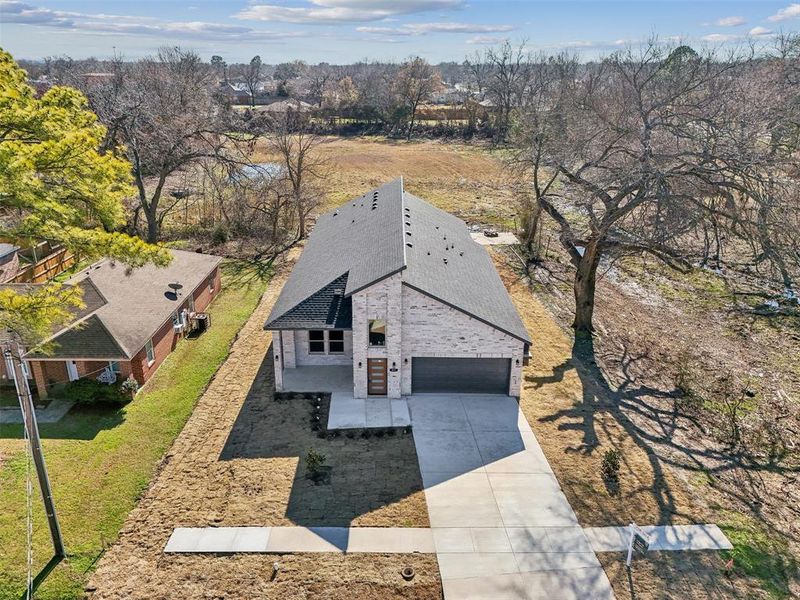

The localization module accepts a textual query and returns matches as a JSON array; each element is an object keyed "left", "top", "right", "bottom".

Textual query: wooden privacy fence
[{"left": 11, "top": 246, "right": 75, "bottom": 283}]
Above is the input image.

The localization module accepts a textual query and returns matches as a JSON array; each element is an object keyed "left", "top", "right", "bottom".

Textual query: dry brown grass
[{"left": 253, "top": 136, "right": 518, "bottom": 225}]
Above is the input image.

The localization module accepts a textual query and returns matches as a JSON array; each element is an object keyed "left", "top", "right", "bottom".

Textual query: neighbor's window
[
  {"left": 328, "top": 330, "right": 344, "bottom": 353},
  {"left": 368, "top": 319, "right": 386, "bottom": 346},
  {"left": 208, "top": 276, "right": 215, "bottom": 294},
  {"left": 108, "top": 361, "right": 121, "bottom": 374},
  {"left": 171, "top": 311, "right": 181, "bottom": 327},
  {"left": 187, "top": 294, "right": 196, "bottom": 313},
  {"left": 145, "top": 339, "right": 155, "bottom": 365},
  {"left": 309, "top": 330, "right": 325, "bottom": 353}
]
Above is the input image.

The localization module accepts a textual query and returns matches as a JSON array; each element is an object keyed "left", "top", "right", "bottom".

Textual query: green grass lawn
[{"left": 0, "top": 259, "right": 270, "bottom": 600}]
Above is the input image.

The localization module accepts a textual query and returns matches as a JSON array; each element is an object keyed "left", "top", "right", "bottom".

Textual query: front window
[
  {"left": 108, "top": 361, "right": 121, "bottom": 373},
  {"left": 172, "top": 311, "right": 181, "bottom": 327},
  {"left": 308, "top": 330, "right": 345, "bottom": 354},
  {"left": 309, "top": 330, "right": 325, "bottom": 353},
  {"left": 328, "top": 330, "right": 344, "bottom": 354},
  {"left": 368, "top": 320, "right": 386, "bottom": 346},
  {"left": 187, "top": 294, "right": 195, "bottom": 313}
]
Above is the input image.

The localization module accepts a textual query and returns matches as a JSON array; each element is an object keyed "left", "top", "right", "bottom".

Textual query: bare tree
[
  {"left": 244, "top": 55, "right": 262, "bottom": 107},
  {"left": 480, "top": 41, "right": 532, "bottom": 141},
  {"left": 511, "top": 43, "right": 783, "bottom": 333},
  {"left": 308, "top": 64, "right": 333, "bottom": 108},
  {"left": 260, "top": 113, "right": 328, "bottom": 239},
  {"left": 394, "top": 57, "right": 443, "bottom": 140},
  {"left": 87, "top": 47, "right": 241, "bottom": 242}
]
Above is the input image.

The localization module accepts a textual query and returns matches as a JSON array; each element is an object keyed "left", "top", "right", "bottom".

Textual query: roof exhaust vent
[
  {"left": 443, "top": 258, "right": 448, "bottom": 265},
  {"left": 406, "top": 242, "right": 413, "bottom": 248}
]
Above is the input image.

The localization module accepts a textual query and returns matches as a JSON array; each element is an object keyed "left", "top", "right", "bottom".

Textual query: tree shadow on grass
[
  {"left": 220, "top": 258, "right": 274, "bottom": 288},
  {"left": 0, "top": 405, "right": 124, "bottom": 441}
]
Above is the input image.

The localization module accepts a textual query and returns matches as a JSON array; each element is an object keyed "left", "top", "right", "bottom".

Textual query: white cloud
[
  {"left": 749, "top": 26, "right": 773, "bottom": 37},
  {"left": 0, "top": 1, "right": 303, "bottom": 41},
  {"left": 356, "top": 22, "right": 513, "bottom": 36},
  {"left": 701, "top": 33, "right": 739, "bottom": 42},
  {"left": 714, "top": 15, "right": 745, "bottom": 27},
  {"left": 768, "top": 3, "right": 800, "bottom": 21},
  {"left": 466, "top": 35, "right": 508, "bottom": 45},
  {"left": 235, "top": 0, "right": 463, "bottom": 24}
]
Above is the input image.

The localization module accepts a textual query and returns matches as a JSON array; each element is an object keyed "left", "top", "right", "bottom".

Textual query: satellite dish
[{"left": 168, "top": 282, "right": 183, "bottom": 292}]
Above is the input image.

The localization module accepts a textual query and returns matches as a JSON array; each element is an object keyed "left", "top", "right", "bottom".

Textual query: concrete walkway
[
  {"left": 0, "top": 398, "right": 75, "bottom": 424},
  {"left": 165, "top": 526, "right": 434, "bottom": 553},
  {"left": 584, "top": 524, "right": 732, "bottom": 552},
  {"left": 409, "top": 394, "right": 615, "bottom": 600},
  {"left": 327, "top": 395, "right": 410, "bottom": 429}
]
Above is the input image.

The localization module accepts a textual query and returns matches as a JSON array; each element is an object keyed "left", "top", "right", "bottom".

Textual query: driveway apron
[{"left": 410, "top": 394, "right": 615, "bottom": 600}]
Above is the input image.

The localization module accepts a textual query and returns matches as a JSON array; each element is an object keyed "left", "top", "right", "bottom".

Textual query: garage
[{"left": 411, "top": 357, "right": 510, "bottom": 394}]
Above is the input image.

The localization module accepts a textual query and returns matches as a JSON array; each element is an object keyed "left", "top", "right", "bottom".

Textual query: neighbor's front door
[
  {"left": 367, "top": 358, "right": 387, "bottom": 395},
  {"left": 66, "top": 361, "right": 79, "bottom": 382}
]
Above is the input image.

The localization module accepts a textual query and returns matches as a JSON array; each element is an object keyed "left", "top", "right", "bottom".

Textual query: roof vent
[
  {"left": 459, "top": 251, "right": 464, "bottom": 256},
  {"left": 405, "top": 221, "right": 411, "bottom": 227},
  {"left": 406, "top": 242, "right": 413, "bottom": 248},
  {"left": 405, "top": 231, "right": 412, "bottom": 236},
  {"left": 443, "top": 258, "right": 448, "bottom": 265},
  {"left": 333, "top": 211, "right": 338, "bottom": 217}
]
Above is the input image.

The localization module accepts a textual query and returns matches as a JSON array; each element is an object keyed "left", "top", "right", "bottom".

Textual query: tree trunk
[
  {"left": 572, "top": 246, "right": 600, "bottom": 333},
  {"left": 145, "top": 211, "right": 159, "bottom": 243}
]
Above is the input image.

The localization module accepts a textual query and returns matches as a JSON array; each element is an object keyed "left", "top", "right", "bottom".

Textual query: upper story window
[
  {"left": 308, "top": 330, "right": 345, "bottom": 354},
  {"left": 368, "top": 319, "right": 386, "bottom": 346}
]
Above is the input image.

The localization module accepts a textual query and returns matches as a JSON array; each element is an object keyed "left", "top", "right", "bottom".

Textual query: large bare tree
[
  {"left": 87, "top": 47, "right": 239, "bottom": 242},
  {"left": 512, "top": 43, "right": 791, "bottom": 333}
]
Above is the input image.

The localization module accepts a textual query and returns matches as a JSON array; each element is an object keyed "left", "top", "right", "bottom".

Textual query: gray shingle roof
[
  {"left": 267, "top": 273, "right": 352, "bottom": 330},
  {"left": 265, "top": 179, "right": 530, "bottom": 344},
  {"left": 25, "top": 249, "right": 222, "bottom": 359}
]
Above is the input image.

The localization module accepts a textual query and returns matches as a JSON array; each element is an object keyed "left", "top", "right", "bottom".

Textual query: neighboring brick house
[
  {"left": 16, "top": 250, "right": 221, "bottom": 398},
  {"left": 265, "top": 179, "right": 531, "bottom": 399}
]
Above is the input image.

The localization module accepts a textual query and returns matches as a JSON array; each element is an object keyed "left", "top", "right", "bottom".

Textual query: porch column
[
  {"left": 281, "top": 331, "right": 296, "bottom": 368},
  {"left": 272, "top": 331, "right": 284, "bottom": 392},
  {"left": 508, "top": 344, "right": 524, "bottom": 397},
  {"left": 30, "top": 361, "right": 48, "bottom": 399}
]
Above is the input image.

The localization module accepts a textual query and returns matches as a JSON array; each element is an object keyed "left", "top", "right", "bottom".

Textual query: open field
[
  {"left": 0, "top": 260, "right": 271, "bottom": 600},
  {"left": 253, "top": 136, "right": 519, "bottom": 227}
]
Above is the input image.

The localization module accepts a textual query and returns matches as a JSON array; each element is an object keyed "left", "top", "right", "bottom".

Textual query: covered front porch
[{"left": 278, "top": 364, "right": 410, "bottom": 430}]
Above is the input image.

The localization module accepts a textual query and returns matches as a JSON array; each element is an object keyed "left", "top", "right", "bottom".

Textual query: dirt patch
[{"left": 87, "top": 252, "right": 437, "bottom": 599}]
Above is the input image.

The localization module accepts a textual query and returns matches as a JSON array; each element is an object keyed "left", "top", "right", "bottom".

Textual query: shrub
[
  {"left": 305, "top": 447, "right": 326, "bottom": 475},
  {"left": 55, "top": 378, "right": 128, "bottom": 406},
  {"left": 120, "top": 375, "right": 140, "bottom": 396},
  {"left": 600, "top": 448, "right": 621, "bottom": 483},
  {"left": 211, "top": 224, "right": 228, "bottom": 245}
]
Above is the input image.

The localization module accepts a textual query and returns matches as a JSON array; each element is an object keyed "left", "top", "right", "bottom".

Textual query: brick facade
[
  {"left": 273, "top": 275, "right": 525, "bottom": 398},
  {"left": 29, "top": 266, "right": 221, "bottom": 398}
]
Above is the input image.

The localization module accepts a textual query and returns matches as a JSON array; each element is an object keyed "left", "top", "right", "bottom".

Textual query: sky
[{"left": 0, "top": 0, "right": 798, "bottom": 64}]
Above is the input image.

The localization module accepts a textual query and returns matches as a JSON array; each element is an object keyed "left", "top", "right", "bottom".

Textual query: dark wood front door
[{"left": 367, "top": 358, "right": 388, "bottom": 395}]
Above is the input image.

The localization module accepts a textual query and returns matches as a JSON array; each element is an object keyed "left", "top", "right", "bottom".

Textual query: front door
[
  {"left": 66, "top": 360, "right": 79, "bottom": 382},
  {"left": 367, "top": 358, "right": 387, "bottom": 395}
]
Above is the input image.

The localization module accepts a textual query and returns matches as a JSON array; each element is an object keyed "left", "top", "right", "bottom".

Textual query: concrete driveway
[{"left": 409, "top": 394, "right": 614, "bottom": 600}]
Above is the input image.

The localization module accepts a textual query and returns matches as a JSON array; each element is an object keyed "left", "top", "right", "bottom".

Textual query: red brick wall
[
  {"left": 29, "top": 265, "right": 221, "bottom": 393},
  {"left": 129, "top": 265, "right": 221, "bottom": 385}
]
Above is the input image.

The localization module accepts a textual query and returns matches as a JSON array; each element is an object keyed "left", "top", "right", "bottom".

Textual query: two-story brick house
[{"left": 265, "top": 178, "right": 530, "bottom": 399}]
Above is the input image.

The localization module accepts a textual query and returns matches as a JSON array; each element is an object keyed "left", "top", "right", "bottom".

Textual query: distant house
[
  {"left": 265, "top": 179, "right": 531, "bottom": 398},
  {"left": 260, "top": 98, "right": 313, "bottom": 113},
  {"left": 4, "top": 250, "right": 221, "bottom": 398},
  {"left": 218, "top": 82, "right": 252, "bottom": 104}
]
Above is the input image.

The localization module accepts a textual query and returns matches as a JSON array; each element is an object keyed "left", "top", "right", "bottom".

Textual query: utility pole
[{"left": 4, "top": 346, "right": 65, "bottom": 559}]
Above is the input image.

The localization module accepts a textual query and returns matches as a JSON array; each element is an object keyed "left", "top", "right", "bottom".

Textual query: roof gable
[{"left": 265, "top": 179, "right": 530, "bottom": 344}]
